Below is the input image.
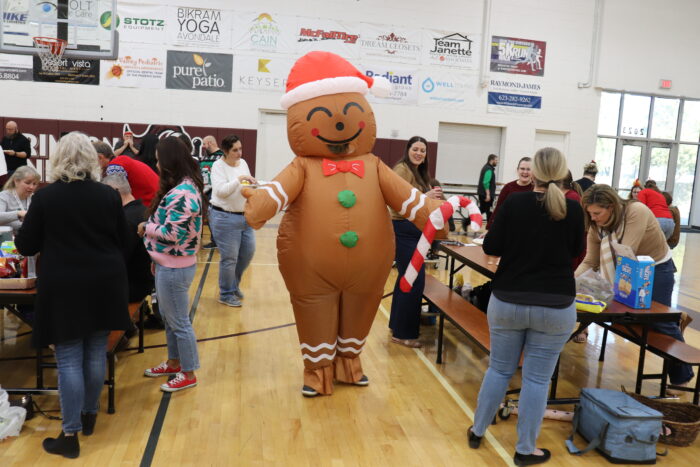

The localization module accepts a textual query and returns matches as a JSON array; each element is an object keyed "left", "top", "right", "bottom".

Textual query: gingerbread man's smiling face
[{"left": 287, "top": 92, "right": 376, "bottom": 158}]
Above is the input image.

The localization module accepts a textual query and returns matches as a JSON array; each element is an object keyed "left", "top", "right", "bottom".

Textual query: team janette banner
[
  {"left": 362, "top": 64, "right": 419, "bottom": 105},
  {"left": 233, "top": 54, "right": 293, "bottom": 92},
  {"left": 359, "top": 23, "right": 421, "bottom": 64},
  {"left": 294, "top": 17, "right": 360, "bottom": 58},
  {"left": 232, "top": 12, "right": 297, "bottom": 54},
  {"left": 490, "top": 36, "right": 546, "bottom": 76},
  {"left": 101, "top": 46, "right": 166, "bottom": 89},
  {"left": 105, "top": 2, "right": 167, "bottom": 45},
  {"left": 422, "top": 30, "right": 478, "bottom": 69},
  {"left": 168, "top": 6, "right": 232, "bottom": 48}
]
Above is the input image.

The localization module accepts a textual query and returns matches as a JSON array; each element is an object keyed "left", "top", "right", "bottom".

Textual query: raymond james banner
[
  {"left": 490, "top": 36, "right": 546, "bottom": 76},
  {"left": 168, "top": 6, "right": 232, "bottom": 48},
  {"left": 232, "top": 12, "right": 296, "bottom": 54},
  {"left": 166, "top": 50, "right": 232, "bottom": 92},
  {"left": 487, "top": 77, "right": 542, "bottom": 113},
  {"left": 422, "top": 30, "right": 478, "bottom": 69},
  {"left": 33, "top": 57, "right": 100, "bottom": 85}
]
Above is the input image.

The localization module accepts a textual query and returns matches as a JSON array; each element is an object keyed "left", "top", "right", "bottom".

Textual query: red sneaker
[
  {"left": 144, "top": 362, "right": 181, "bottom": 377},
  {"left": 160, "top": 372, "right": 197, "bottom": 392}
]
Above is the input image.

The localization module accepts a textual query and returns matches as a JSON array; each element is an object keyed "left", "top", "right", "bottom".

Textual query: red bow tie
[{"left": 322, "top": 159, "right": 365, "bottom": 178}]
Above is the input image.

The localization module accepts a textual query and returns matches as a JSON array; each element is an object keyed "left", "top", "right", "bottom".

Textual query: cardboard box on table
[{"left": 613, "top": 254, "right": 655, "bottom": 309}]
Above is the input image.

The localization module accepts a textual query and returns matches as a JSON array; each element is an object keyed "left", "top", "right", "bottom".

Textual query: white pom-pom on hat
[{"left": 280, "top": 51, "right": 392, "bottom": 109}]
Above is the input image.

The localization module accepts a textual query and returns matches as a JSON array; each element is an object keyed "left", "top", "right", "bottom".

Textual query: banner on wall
[
  {"left": 0, "top": 53, "right": 32, "bottom": 81},
  {"left": 33, "top": 57, "right": 100, "bottom": 85},
  {"left": 166, "top": 50, "right": 232, "bottom": 92},
  {"left": 359, "top": 24, "right": 421, "bottom": 64},
  {"left": 487, "top": 77, "right": 542, "bottom": 113},
  {"left": 101, "top": 46, "right": 165, "bottom": 88},
  {"left": 490, "top": 36, "right": 546, "bottom": 76},
  {"left": 100, "top": 2, "right": 167, "bottom": 45},
  {"left": 362, "top": 64, "right": 419, "bottom": 105},
  {"left": 418, "top": 70, "right": 476, "bottom": 109},
  {"left": 232, "top": 12, "right": 296, "bottom": 54},
  {"left": 422, "top": 31, "right": 478, "bottom": 68},
  {"left": 294, "top": 18, "right": 360, "bottom": 58},
  {"left": 168, "top": 6, "right": 232, "bottom": 48},
  {"left": 233, "top": 54, "right": 292, "bottom": 93}
]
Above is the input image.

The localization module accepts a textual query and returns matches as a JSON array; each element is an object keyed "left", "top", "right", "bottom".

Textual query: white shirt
[{"left": 210, "top": 158, "right": 251, "bottom": 213}]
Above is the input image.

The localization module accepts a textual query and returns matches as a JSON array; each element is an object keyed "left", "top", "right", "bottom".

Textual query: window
[
  {"left": 650, "top": 98, "right": 680, "bottom": 140},
  {"left": 680, "top": 100, "right": 700, "bottom": 143},
  {"left": 620, "top": 94, "right": 650, "bottom": 137},
  {"left": 597, "top": 92, "right": 621, "bottom": 136},
  {"left": 594, "top": 137, "right": 615, "bottom": 186}
]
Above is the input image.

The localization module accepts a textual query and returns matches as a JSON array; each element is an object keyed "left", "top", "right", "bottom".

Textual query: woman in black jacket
[{"left": 16, "top": 132, "right": 131, "bottom": 459}]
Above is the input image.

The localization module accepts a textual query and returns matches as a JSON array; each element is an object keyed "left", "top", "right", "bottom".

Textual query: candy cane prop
[{"left": 400, "top": 195, "right": 482, "bottom": 292}]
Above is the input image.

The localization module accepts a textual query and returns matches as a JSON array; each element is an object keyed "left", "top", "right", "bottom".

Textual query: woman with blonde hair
[
  {"left": 468, "top": 148, "right": 584, "bottom": 466},
  {"left": 15, "top": 132, "right": 130, "bottom": 459},
  {"left": 576, "top": 184, "right": 693, "bottom": 391},
  {"left": 0, "top": 165, "right": 40, "bottom": 233}
]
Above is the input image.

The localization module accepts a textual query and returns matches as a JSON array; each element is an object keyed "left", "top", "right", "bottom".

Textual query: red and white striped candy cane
[{"left": 399, "top": 195, "right": 482, "bottom": 292}]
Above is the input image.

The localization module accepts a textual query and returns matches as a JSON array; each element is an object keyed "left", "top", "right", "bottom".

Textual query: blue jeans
[
  {"left": 209, "top": 208, "right": 256, "bottom": 300},
  {"left": 389, "top": 219, "right": 424, "bottom": 340},
  {"left": 657, "top": 217, "right": 674, "bottom": 240},
  {"left": 650, "top": 259, "right": 694, "bottom": 384},
  {"left": 54, "top": 331, "right": 110, "bottom": 434},
  {"left": 155, "top": 263, "right": 199, "bottom": 372},
  {"left": 473, "top": 295, "right": 576, "bottom": 455}
]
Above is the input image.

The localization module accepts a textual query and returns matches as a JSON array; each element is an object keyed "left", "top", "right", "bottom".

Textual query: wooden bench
[
  {"left": 105, "top": 300, "right": 146, "bottom": 413},
  {"left": 600, "top": 323, "right": 700, "bottom": 404},
  {"left": 423, "top": 274, "right": 490, "bottom": 363}
]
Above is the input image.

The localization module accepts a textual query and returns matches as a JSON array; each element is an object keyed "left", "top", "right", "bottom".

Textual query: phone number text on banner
[{"left": 487, "top": 92, "right": 541, "bottom": 109}]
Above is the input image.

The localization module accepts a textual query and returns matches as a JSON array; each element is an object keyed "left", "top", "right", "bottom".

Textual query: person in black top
[
  {"left": 16, "top": 132, "right": 131, "bottom": 459},
  {"left": 575, "top": 160, "right": 597, "bottom": 192},
  {"left": 2, "top": 121, "right": 32, "bottom": 176},
  {"left": 467, "top": 147, "right": 584, "bottom": 466},
  {"left": 102, "top": 174, "right": 154, "bottom": 303},
  {"left": 477, "top": 154, "right": 498, "bottom": 221}
]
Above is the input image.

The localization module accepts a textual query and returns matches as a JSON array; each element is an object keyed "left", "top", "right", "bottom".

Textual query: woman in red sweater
[
  {"left": 638, "top": 180, "right": 674, "bottom": 239},
  {"left": 486, "top": 156, "right": 533, "bottom": 229}
]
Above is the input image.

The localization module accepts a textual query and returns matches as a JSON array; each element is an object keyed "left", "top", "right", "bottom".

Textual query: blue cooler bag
[{"left": 566, "top": 388, "right": 666, "bottom": 464}]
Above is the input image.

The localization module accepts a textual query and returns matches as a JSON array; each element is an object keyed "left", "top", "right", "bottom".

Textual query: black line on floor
[
  {"left": 0, "top": 330, "right": 32, "bottom": 343},
  {"left": 140, "top": 249, "right": 213, "bottom": 467}
]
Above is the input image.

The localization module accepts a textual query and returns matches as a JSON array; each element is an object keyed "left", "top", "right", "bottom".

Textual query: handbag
[{"left": 566, "top": 388, "right": 667, "bottom": 464}]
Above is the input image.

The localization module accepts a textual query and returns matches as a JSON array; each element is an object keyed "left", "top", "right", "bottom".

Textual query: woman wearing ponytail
[{"left": 468, "top": 148, "right": 584, "bottom": 466}]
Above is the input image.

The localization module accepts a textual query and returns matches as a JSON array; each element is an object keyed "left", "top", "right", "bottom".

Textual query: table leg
[
  {"left": 599, "top": 327, "right": 609, "bottom": 362},
  {"left": 549, "top": 357, "right": 560, "bottom": 400},
  {"left": 437, "top": 313, "right": 445, "bottom": 364},
  {"left": 448, "top": 256, "right": 455, "bottom": 289},
  {"left": 635, "top": 326, "right": 649, "bottom": 394}
]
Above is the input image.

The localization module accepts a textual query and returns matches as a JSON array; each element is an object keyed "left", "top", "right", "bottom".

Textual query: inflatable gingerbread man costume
[{"left": 243, "top": 52, "right": 448, "bottom": 396}]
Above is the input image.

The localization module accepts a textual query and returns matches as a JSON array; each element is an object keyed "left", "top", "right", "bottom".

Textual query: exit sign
[{"left": 659, "top": 79, "right": 672, "bottom": 89}]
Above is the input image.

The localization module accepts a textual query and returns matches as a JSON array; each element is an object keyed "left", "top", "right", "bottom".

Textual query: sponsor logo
[
  {"left": 173, "top": 54, "right": 223, "bottom": 89},
  {"left": 429, "top": 33, "right": 472, "bottom": 61},
  {"left": 248, "top": 13, "right": 280, "bottom": 49},
  {"left": 298, "top": 28, "right": 358, "bottom": 44},
  {"left": 365, "top": 69, "right": 413, "bottom": 85},
  {"left": 176, "top": 7, "right": 222, "bottom": 43},
  {"left": 490, "top": 79, "right": 541, "bottom": 91},
  {"left": 360, "top": 32, "right": 419, "bottom": 53},
  {"left": 2, "top": 12, "right": 28, "bottom": 24},
  {"left": 237, "top": 58, "right": 286, "bottom": 90},
  {"left": 257, "top": 59, "right": 270, "bottom": 73},
  {"left": 100, "top": 11, "right": 165, "bottom": 31},
  {"left": 69, "top": 0, "right": 97, "bottom": 19},
  {"left": 105, "top": 54, "right": 163, "bottom": 80},
  {"left": 167, "top": 51, "right": 232, "bottom": 92}
]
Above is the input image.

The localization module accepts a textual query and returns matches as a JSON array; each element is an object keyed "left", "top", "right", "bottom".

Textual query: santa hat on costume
[{"left": 280, "top": 51, "right": 392, "bottom": 109}]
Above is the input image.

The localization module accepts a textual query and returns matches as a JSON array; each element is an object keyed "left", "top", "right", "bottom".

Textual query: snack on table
[{"left": 575, "top": 293, "right": 607, "bottom": 313}]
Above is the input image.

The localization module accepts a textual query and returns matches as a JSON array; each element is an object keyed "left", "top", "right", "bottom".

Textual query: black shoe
[
  {"left": 143, "top": 315, "right": 165, "bottom": 330},
  {"left": 514, "top": 449, "right": 551, "bottom": 466},
  {"left": 81, "top": 413, "right": 97, "bottom": 436},
  {"left": 202, "top": 241, "right": 217, "bottom": 249},
  {"left": 43, "top": 432, "right": 80, "bottom": 459},
  {"left": 353, "top": 375, "right": 369, "bottom": 386},
  {"left": 301, "top": 385, "right": 319, "bottom": 397},
  {"left": 467, "top": 426, "right": 482, "bottom": 449}
]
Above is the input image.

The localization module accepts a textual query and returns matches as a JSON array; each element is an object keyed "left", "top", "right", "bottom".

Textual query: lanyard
[{"left": 12, "top": 190, "right": 30, "bottom": 211}]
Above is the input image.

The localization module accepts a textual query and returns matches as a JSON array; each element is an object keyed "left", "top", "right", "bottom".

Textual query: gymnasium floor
[{"left": 1, "top": 218, "right": 699, "bottom": 466}]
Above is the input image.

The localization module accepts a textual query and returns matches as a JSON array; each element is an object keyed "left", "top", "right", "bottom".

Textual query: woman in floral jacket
[{"left": 139, "top": 136, "right": 204, "bottom": 392}]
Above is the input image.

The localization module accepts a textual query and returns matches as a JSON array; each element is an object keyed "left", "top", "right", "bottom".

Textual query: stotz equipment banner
[
  {"left": 418, "top": 70, "right": 476, "bottom": 109},
  {"left": 294, "top": 17, "right": 360, "bottom": 58},
  {"left": 166, "top": 50, "right": 233, "bottom": 92},
  {"left": 362, "top": 64, "right": 418, "bottom": 105},
  {"left": 101, "top": 3, "right": 167, "bottom": 45},
  {"left": 101, "top": 46, "right": 165, "bottom": 89},
  {"left": 33, "top": 57, "right": 100, "bottom": 85},
  {"left": 168, "top": 6, "right": 232, "bottom": 48},
  {"left": 490, "top": 36, "right": 546, "bottom": 76},
  {"left": 359, "top": 23, "right": 421, "bottom": 64},
  {"left": 233, "top": 54, "right": 293, "bottom": 93},
  {"left": 232, "top": 12, "right": 296, "bottom": 54},
  {"left": 422, "top": 30, "right": 478, "bottom": 69},
  {"left": 487, "top": 77, "right": 542, "bottom": 113}
]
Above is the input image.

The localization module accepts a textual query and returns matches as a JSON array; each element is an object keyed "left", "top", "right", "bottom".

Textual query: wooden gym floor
[{"left": 1, "top": 216, "right": 699, "bottom": 466}]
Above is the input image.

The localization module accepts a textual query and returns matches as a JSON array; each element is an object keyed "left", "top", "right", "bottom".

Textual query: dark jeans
[
  {"left": 389, "top": 219, "right": 424, "bottom": 340},
  {"left": 651, "top": 259, "right": 694, "bottom": 385},
  {"left": 478, "top": 195, "right": 493, "bottom": 218}
]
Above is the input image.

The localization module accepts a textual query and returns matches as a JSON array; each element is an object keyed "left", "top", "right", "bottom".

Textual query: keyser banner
[
  {"left": 166, "top": 50, "right": 233, "bottom": 92},
  {"left": 168, "top": 6, "right": 232, "bottom": 48},
  {"left": 490, "top": 36, "right": 546, "bottom": 76},
  {"left": 233, "top": 54, "right": 293, "bottom": 93},
  {"left": 232, "top": 12, "right": 296, "bottom": 54}
]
